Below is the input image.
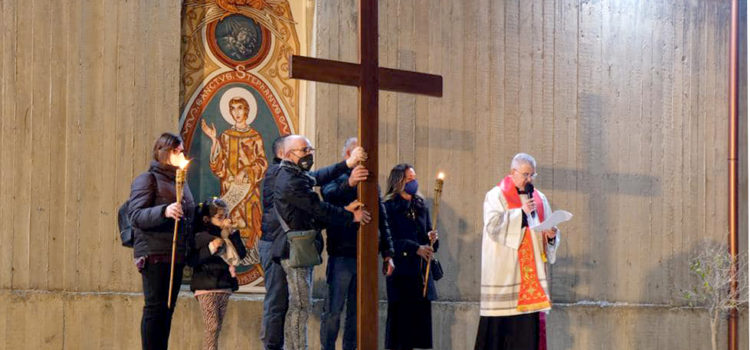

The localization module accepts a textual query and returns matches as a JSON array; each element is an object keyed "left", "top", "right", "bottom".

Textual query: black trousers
[
  {"left": 141, "top": 262, "right": 184, "bottom": 350},
  {"left": 385, "top": 300, "right": 433, "bottom": 350},
  {"left": 474, "top": 313, "right": 539, "bottom": 350}
]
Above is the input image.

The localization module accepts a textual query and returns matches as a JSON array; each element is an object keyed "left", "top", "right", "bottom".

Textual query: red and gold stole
[{"left": 499, "top": 175, "right": 550, "bottom": 312}]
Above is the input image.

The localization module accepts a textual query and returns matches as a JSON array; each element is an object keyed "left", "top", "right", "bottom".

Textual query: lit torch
[
  {"left": 423, "top": 172, "right": 445, "bottom": 297},
  {"left": 167, "top": 153, "right": 190, "bottom": 309}
]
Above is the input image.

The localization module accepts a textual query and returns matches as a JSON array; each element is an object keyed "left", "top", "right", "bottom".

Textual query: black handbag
[{"left": 430, "top": 258, "right": 444, "bottom": 281}]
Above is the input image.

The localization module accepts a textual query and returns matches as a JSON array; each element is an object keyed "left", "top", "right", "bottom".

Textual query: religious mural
[{"left": 179, "top": 0, "right": 299, "bottom": 291}]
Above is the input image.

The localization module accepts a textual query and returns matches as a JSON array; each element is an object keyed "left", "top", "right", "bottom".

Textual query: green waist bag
[{"left": 274, "top": 207, "right": 322, "bottom": 268}]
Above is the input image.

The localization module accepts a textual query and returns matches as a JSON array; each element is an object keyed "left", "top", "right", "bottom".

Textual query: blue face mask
[{"left": 404, "top": 179, "right": 419, "bottom": 195}]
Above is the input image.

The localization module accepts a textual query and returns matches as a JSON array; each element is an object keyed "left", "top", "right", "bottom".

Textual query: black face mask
[{"left": 297, "top": 154, "right": 314, "bottom": 171}]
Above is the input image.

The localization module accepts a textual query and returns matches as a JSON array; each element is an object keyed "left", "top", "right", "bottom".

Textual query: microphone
[{"left": 524, "top": 183, "right": 536, "bottom": 219}]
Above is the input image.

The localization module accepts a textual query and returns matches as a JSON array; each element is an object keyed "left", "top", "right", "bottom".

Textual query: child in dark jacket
[{"left": 191, "top": 198, "right": 247, "bottom": 350}]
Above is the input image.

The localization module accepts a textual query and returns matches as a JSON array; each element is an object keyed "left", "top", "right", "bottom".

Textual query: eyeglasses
[
  {"left": 513, "top": 169, "right": 537, "bottom": 179},
  {"left": 291, "top": 146, "right": 316, "bottom": 154}
]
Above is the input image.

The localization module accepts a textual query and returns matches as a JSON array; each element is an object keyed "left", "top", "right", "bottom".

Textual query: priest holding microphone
[{"left": 475, "top": 153, "right": 561, "bottom": 350}]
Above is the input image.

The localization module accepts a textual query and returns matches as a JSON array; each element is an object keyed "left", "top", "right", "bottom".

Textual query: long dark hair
[
  {"left": 152, "top": 132, "right": 183, "bottom": 165},
  {"left": 384, "top": 163, "right": 414, "bottom": 202}
]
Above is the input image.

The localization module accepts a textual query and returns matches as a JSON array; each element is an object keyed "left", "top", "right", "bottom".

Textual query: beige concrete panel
[
  {"left": 28, "top": 0, "right": 53, "bottom": 291},
  {"left": 2, "top": 294, "right": 26, "bottom": 349},
  {"left": 413, "top": 0, "right": 433, "bottom": 197},
  {"left": 1, "top": 292, "right": 64, "bottom": 349},
  {"left": 487, "top": 0, "right": 507, "bottom": 170},
  {"left": 64, "top": 294, "right": 103, "bottom": 348},
  {"left": 549, "top": 0, "right": 581, "bottom": 303},
  {"left": 660, "top": 1, "right": 685, "bottom": 300},
  {"left": 605, "top": 0, "right": 640, "bottom": 303},
  {"left": 335, "top": 0, "right": 357, "bottom": 148},
  {"left": 669, "top": 0, "right": 694, "bottom": 297},
  {"left": 0, "top": 0, "right": 18, "bottom": 290},
  {"left": 379, "top": 0, "right": 397, "bottom": 183},
  {"left": 576, "top": 0, "right": 608, "bottom": 303},
  {"left": 502, "top": 0, "right": 521, "bottom": 154},
  {"left": 539, "top": 0, "right": 555, "bottom": 168},
  {"left": 112, "top": 0, "right": 142, "bottom": 293},
  {"left": 708, "top": 1, "right": 731, "bottom": 240},
  {"left": 214, "top": 296, "right": 264, "bottom": 349},
  {"left": 47, "top": 0, "right": 69, "bottom": 291},
  {"left": 395, "top": 0, "right": 416, "bottom": 163},
  {"left": 461, "top": 0, "right": 491, "bottom": 300},
  {"left": 28, "top": 293, "right": 65, "bottom": 349},
  {"left": 62, "top": 0, "right": 84, "bottom": 292},
  {"left": 444, "top": 0, "right": 471, "bottom": 235},
  {"left": 11, "top": 0, "right": 34, "bottom": 291},
  {"left": 517, "top": 0, "right": 535, "bottom": 154},
  {"left": 550, "top": 304, "right": 749, "bottom": 350},
  {"left": 168, "top": 293, "right": 204, "bottom": 349},
  {"left": 110, "top": 294, "right": 142, "bottom": 350},
  {"left": 95, "top": 0, "right": 120, "bottom": 292},
  {"left": 75, "top": 0, "right": 105, "bottom": 292},
  {"left": 168, "top": 293, "right": 266, "bottom": 349},
  {"left": 308, "top": 0, "right": 339, "bottom": 151},
  {"left": 0, "top": 293, "right": 6, "bottom": 347},
  {"left": 437, "top": 0, "right": 476, "bottom": 301}
]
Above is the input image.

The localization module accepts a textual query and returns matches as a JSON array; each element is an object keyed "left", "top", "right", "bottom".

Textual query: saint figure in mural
[{"left": 200, "top": 87, "right": 268, "bottom": 247}]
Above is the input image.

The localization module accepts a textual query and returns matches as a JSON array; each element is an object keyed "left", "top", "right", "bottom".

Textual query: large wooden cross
[{"left": 288, "top": 1, "right": 442, "bottom": 349}]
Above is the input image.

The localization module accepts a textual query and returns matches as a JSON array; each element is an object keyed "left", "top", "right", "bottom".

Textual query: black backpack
[
  {"left": 118, "top": 200, "right": 135, "bottom": 247},
  {"left": 118, "top": 172, "right": 157, "bottom": 247}
]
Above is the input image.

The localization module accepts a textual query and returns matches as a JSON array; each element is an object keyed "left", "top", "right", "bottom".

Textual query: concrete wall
[
  {"left": 0, "top": 0, "right": 181, "bottom": 295},
  {"left": 0, "top": 289, "right": 746, "bottom": 349},
  {"left": 0, "top": 0, "right": 747, "bottom": 349},
  {"left": 307, "top": 0, "right": 749, "bottom": 349}
]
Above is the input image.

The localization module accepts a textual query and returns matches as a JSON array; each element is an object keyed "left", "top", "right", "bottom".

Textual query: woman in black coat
[
  {"left": 383, "top": 163, "right": 440, "bottom": 350},
  {"left": 128, "top": 132, "right": 195, "bottom": 350}
]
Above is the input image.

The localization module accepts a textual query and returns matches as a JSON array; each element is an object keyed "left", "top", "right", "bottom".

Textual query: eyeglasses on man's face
[
  {"left": 291, "top": 146, "right": 316, "bottom": 155},
  {"left": 513, "top": 168, "right": 537, "bottom": 180}
]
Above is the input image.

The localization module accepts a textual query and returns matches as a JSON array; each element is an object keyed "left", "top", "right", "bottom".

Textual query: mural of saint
[
  {"left": 182, "top": 0, "right": 299, "bottom": 289},
  {"left": 200, "top": 87, "right": 268, "bottom": 247}
]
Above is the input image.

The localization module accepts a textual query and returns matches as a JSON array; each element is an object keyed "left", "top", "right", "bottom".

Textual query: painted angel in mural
[
  {"left": 217, "top": 16, "right": 261, "bottom": 60},
  {"left": 185, "top": 0, "right": 292, "bottom": 36},
  {"left": 201, "top": 87, "right": 268, "bottom": 246}
]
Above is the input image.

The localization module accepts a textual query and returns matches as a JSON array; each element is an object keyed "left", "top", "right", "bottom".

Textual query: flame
[
  {"left": 437, "top": 172, "right": 445, "bottom": 180},
  {"left": 178, "top": 158, "right": 191, "bottom": 170},
  {"left": 170, "top": 152, "right": 191, "bottom": 170}
]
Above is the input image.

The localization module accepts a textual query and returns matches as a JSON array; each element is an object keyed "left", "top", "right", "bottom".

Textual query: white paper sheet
[{"left": 530, "top": 210, "right": 573, "bottom": 232}]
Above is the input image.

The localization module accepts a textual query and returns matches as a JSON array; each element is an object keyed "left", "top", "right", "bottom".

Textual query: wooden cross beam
[{"left": 288, "top": 1, "right": 442, "bottom": 349}]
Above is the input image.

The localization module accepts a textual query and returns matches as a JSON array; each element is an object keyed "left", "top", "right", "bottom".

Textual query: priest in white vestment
[{"left": 474, "top": 153, "right": 561, "bottom": 350}]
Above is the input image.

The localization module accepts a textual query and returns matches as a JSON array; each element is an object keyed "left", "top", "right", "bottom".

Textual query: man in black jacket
[
  {"left": 272, "top": 135, "right": 370, "bottom": 350},
  {"left": 260, "top": 135, "right": 368, "bottom": 350},
  {"left": 258, "top": 135, "right": 288, "bottom": 350},
  {"left": 319, "top": 137, "right": 395, "bottom": 350}
]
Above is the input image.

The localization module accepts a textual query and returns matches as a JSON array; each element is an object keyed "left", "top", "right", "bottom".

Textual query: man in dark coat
[
  {"left": 319, "top": 137, "right": 395, "bottom": 350},
  {"left": 260, "top": 134, "right": 369, "bottom": 350},
  {"left": 272, "top": 135, "right": 371, "bottom": 350},
  {"left": 258, "top": 135, "right": 288, "bottom": 350}
]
